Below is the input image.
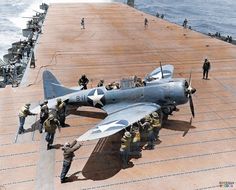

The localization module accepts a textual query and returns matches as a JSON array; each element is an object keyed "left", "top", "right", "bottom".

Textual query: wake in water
[
  {"left": 0, "top": 0, "right": 235, "bottom": 58},
  {"left": 0, "top": 0, "right": 114, "bottom": 58}
]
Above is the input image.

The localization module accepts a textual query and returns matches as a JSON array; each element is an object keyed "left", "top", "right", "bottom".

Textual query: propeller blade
[
  {"left": 188, "top": 70, "right": 192, "bottom": 87},
  {"left": 189, "top": 95, "right": 195, "bottom": 117}
]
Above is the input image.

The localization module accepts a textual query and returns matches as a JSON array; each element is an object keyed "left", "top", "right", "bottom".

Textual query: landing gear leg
[{"left": 162, "top": 114, "right": 168, "bottom": 121}]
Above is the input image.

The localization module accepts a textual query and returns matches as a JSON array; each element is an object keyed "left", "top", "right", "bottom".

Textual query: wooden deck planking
[{"left": 0, "top": 3, "right": 236, "bottom": 190}]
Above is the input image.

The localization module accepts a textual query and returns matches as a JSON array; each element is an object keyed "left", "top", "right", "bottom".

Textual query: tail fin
[{"left": 43, "top": 70, "right": 77, "bottom": 100}]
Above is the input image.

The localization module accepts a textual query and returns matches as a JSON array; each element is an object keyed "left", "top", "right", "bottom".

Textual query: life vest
[
  {"left": 152, "top": 118, "right": 161, "bottom": 128},
  {"left": 18, "top": 106, "right": 29, "bottom": 117},
  {"left": 44, "top": 119, "right": 59, "bottom": 133},
  {"left": 40, "top": 104, "right": 49, "bottom": 118},
  {"left": 56, "top": 102, "right": 66, "bottom": 115},
  {"left": 132, "top": 131, "right": 141, "bottom": 142},
  {"left": 120, "top": 136, "right": 131, "bottom": 150}
]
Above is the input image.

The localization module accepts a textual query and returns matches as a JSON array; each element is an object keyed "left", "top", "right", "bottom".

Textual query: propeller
[{"left": 186, "top": 70, "right": 196, "bottom": 117}]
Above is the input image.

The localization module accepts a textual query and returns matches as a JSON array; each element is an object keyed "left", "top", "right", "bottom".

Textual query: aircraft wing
[
  {"left": 30, "top": 91, "right": 79, "bottom": 114},
  {"left": 77, "top": 102, "right": 160, "bottom": 141},
  {"left": 144, "top": 64, "right": 174, "bottom": 82}
]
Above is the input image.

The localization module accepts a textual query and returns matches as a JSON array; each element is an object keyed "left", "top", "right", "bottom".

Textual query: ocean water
[{"left": 0, "top": 0, "right": 235, "bottom": 59}]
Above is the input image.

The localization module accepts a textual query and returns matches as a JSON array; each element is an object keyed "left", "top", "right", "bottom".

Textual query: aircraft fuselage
[{"left": 68, "top": 78, "right": 188, "bottom": 109}]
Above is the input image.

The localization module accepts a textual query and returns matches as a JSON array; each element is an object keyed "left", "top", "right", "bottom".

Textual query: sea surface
[{"left": 0, "top": 0, "right": 235, "bottom": 59}]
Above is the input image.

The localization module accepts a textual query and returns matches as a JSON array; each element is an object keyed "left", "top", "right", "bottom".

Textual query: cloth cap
[
  {"left": 44, "top": 100, "right": 48, "bottom": 104},
  {"left": 25, "top": 103, "right": 30, "bottom": 108},
  {"left": 151, "top": 112, "right": 159, "bottom": 118},
  {"left": 64, "top": 142, "right": 70, "bottom": 148},
  {"left": 48, "top": 114, "right": 54, "bottom": 120}
]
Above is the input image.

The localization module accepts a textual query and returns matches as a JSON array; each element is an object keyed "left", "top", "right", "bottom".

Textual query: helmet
[
  {"left": 124, "top": 131, "right": 131, "bottom": 138},
  {"left": 151, "top": 112, "right": 159, "bottom": 118},
  {"left": 25, "top": 103, "right": 31, "bottom": 108},
  {"left": 44, "top": 100, "right": 48, "bottom": 104},
  {"left": 48, "top": 114, "right": 54, "bottom": 120},
  {"left": 64, "top": 142, "right": 70, "bottom": 148},
  {"left": 144, "top": 115, "right": 151, "bottom": 122},
  {"left": 57, "top": 98, "right": 61, "bottom": 103},
  {"left": 132, "top": 126, "right": 139, "bottom": 132}
]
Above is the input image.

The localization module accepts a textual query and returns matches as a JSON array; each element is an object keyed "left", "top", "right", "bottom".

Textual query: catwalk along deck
[{"left": 0, "top": 3, "right": 236, "bottom": 190}]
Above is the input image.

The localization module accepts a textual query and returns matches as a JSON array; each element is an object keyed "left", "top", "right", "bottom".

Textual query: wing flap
[{"left": 77, "top": 102, "right": 160, "bottom": 141}]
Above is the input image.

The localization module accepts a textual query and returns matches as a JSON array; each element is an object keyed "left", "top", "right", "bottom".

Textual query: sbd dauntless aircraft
[{"left": 31, "top": 65, "right": 196, "bottom": 141}]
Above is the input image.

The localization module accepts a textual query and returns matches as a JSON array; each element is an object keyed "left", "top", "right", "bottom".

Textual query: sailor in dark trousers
[
  {"left": 144, "top": 18, "right": 148, "bottom": 29},
  {"left": 39, "top": 100, "right": 49, "bottom": 133},
  {"left": 97, "top": 79, "right": 104, "bottom": 87},
  {"left": 182, "top": 18, "right": 188, "bottom": 28},
  {"left": 44, "top": 114, "right": 61, "bottom": 150},
  {"left": 60, "top": 140, "right": 82, "bottom": 183},
  {"left": 56, "top": 98, "right": 66, "bottom": 127},
  {"left": 18, "top": 103, "right": 37, "bottom": 134},
  {"left": 81, "top": 18, "right": 85, "bottom": 29},
  {"left": 78, "top": 74, "right": 89, "bottom": 89},
  {"left": 202, "top": 58, "right": 211, "bottom": 79}
]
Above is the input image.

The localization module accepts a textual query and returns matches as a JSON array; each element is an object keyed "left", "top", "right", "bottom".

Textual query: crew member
[
  {"left": 202, "top": 58, "right": 211, "bottom": 79},
  {"left": 60, "top": 140, "right": 82, "bottom": 183},
  {"left": 183, "top": 18, "right": 188, "bottom": 28},
  {"left": 151, "top": 111, "right": 162, "bottom": 140},
  {"left": 30, "top": 50, "right": 35, "bottom": 68},
  {"left": 97, "top": 79, "right": 104, "bottom": 87},
  {"left": 120, "top": 131, "right": 132, "bottom": 168},
  {"left": 44, "top": 114, "right": 61, "bottom": 150},
  {"left": 131, "top": 124, "right": 142, "bottom": 158},
  {"left": 81, "top": 18, "right": 85, "bottom": 29},
  {"left": 18, "top": 103, "right": 36, "bottom": 134},
  {"left": 56, "top": 98, "right": 66, "bottom": 127},
  {"left": 39, "top": 100, "right": 49, "bottom": 133},
  {"left": 78, "top": 74, "right": 89, "bottom": 89},
  {"left": 139, "top": 115, "right": 154, "bottom": 149},
  {"left": 144, "top": 18, "right": 148, "bottom": 29},
  {"left": 135, "top": 77, "right": 143, "bottom": 87}
]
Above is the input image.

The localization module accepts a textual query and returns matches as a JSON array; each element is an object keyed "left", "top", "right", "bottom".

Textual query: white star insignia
[
  {"left": 88, "top": 89, "right": 104, "bottom": 107},
  {"left": 98, "top": 120, "right": 127, "bottom": 132}
]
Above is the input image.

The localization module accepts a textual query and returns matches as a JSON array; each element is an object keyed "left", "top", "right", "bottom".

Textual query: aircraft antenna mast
[{"left": 160, "top": 61, "right": 164, "bottom": 79}]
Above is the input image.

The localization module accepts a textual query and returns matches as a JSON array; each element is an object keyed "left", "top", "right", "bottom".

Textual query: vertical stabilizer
[{"left": 43, "top": 70, "right": 77, "bottom": 100}]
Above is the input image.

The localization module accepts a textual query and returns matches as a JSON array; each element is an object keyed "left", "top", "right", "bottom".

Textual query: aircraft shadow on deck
[
  {"left": 162, "top": 119, "right": 196, "bottom": 137},
  {"left": 81, "top": 131, "right": 124, "bottom": 181},
  {"left": 67, "top": 119, "right": 195, "bottom": 182}
]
